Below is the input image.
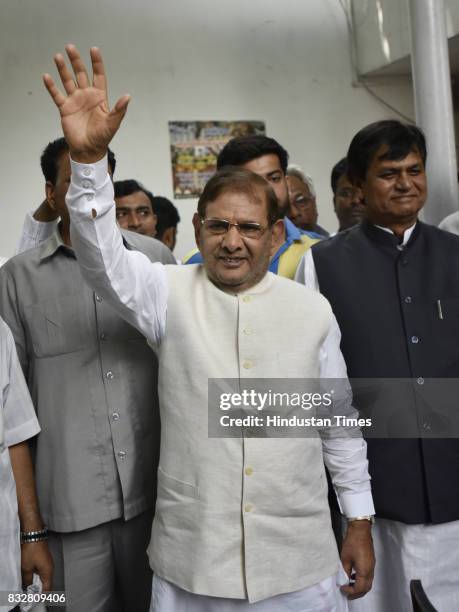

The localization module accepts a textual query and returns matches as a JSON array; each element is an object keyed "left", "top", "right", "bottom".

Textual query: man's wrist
[
  {"left": 20, "top": 525, "right": 48, "bottom": 543},
  {"left": 69, "top": 149, "right": 107, "bottom": 165}
]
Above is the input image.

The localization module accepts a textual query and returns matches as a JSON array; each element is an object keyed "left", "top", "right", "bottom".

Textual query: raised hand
[{"left": 43, "top": 45, "right": 130, "bottom": 163}]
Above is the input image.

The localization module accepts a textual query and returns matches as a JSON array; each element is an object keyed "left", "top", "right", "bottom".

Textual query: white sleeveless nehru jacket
[{"left": 148, "top": 265, "right": 339, "bottom": 602}]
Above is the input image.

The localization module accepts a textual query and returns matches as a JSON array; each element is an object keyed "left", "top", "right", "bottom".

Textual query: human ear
[
  {"left": 192, "top": 212, "right": 202, "bottom": 249},
  {"left": 45, "top": 181, "right": 57, "bottom": 210},
  {"left": 269, "top": 219, "right": 284, "bottom": 256}
]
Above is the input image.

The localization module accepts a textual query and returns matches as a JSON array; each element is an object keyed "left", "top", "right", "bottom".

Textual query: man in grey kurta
[{"left": 0, "top": 138, "right": 175, "bottom": 612}]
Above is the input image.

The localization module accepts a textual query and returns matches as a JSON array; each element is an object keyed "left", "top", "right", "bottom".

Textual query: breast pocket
[
  {"left": 425, "top": 297, "right": 459, "bottom": 370},
  {"left": 24, "top": 295, "right": 88, "bottom": 357}
]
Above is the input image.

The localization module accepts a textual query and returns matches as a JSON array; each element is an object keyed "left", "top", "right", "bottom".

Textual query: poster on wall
[{"left": 169, "top": 120, "right": 266, "bottom": 199}]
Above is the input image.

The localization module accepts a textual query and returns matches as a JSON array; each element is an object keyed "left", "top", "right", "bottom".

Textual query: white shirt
[{"left": 0, "top": 318, "right": 40, "bottom": 609}]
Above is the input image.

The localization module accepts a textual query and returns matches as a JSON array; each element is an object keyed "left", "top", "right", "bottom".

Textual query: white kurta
[{"left": 0, "top": 318, "right": 41, "bottom": 612}]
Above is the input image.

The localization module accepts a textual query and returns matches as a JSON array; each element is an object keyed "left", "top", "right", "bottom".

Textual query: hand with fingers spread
[
  {"left": 340, "top": 521, "right": 375, "bottom": 600},
  {"left": 43, "top": 45, "right": 130, "bottom": 164}
]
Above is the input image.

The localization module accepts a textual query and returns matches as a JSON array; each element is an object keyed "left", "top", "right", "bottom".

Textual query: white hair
[{"left": 286, "top": 164, "right": 316, "bottom": 198}]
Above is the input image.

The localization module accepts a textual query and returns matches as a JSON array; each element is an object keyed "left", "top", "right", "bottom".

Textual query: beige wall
[{"left": 0, "top": 0, "right": 414, "bottom": 259}]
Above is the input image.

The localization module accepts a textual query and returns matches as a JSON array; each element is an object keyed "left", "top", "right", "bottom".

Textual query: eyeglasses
[
  {"left": 291, "top": 195, "right": 315, "bottom": 209},
  {"left": 200, "top": 218, "right": 267, "bottom": 239}
]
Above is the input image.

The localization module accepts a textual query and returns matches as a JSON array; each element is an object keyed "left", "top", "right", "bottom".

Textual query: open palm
[{"left": 43, "top": 45, "right": 130, "bottom": 160}]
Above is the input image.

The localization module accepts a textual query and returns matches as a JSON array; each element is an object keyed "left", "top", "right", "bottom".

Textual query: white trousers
[
  {"left": 348, "top": 517, "right": 459, "bottom": 612},
  {"left": 150, "top": 568, "right": 350, "bottom": 611}
]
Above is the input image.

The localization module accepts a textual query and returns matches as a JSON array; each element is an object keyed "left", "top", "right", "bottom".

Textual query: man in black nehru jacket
[{"left": 296, "top": 119, "right": 459, "bottom": 612}]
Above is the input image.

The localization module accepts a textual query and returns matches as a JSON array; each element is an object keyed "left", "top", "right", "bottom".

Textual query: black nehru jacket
[{"left": 312, "top": 220, "right": 459, "bottom": 524}]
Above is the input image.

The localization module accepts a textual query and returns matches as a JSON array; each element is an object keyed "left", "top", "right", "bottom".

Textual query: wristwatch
[{"left": 347, "top": 515, "right": 375, "bottom": 525}]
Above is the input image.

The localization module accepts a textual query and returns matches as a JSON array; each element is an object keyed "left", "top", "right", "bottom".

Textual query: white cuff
[
  {"left": 338, "top": 490, "right": 375, "bottom": 518},
  {"left": 67, "top": 155, "right": 114, "bottom": 222}
]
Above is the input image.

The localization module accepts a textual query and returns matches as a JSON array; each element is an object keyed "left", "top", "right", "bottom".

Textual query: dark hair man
[
  {"left": 286, "top": 165, "right": 329, "bottom": 237},
  {"left": 42, "top": 45, "right": 376, "bottom": 610},
  {"left": 114, "top": 179, "right": 158, "bottom": 238},
  {"left": 152, "top": 196, "right": 180, "bottom": 252},
  {"left": 183, "top": 135, "right": 321, "bottom": 278},
  {"left": 330, "top": 158, "right": 365, "bottom": 232},
  {"left": 0, "top": 136, "right": 175, "bottom": 611},
  {"left": 297, "top": 119, "right": 459, "bottom": 611}
]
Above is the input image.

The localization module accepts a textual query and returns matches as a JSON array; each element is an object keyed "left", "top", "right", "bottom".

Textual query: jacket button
[
  {"left": 404, "top": 296, "right": 412, "bottom": 304},
  {"left": 245, "top": 467, "right": 253, "bottom": 476},
  {"left": 411, "top": 336, "right": 419, "bottom": 344},
  {"left": 243, "top": 361, "right": 253, "bottom": 370},
  {"left": 244, "top": 504, "right": 253, "bottom": 513}
]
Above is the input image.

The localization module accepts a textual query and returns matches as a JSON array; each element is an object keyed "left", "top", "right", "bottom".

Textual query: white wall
[
  {"left": 0, "top": 0, "right": 414, "bottom": 260},
  {"left": 352, "top": 0, "right": 459, "bottom": 76}
]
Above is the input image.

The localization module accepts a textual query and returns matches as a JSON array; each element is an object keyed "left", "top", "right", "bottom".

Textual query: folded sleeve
[{"left": 1, "top": 319, "right": 40, "bottom": 447}]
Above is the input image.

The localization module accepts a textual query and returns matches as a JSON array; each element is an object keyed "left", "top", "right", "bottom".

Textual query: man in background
[
  {"left": 0, "top": 137, "right": 175, "bottom": 612},
  {"left": 286, "top": 165, "right": 329, "bottom": 236},
  {"left": 297, "top": 120, "right": 459, "bottom": 611},
  {"left": 114, "top": 179, "right": 158, "bottom": 238},
  {"left": 330, "top": 158, "right": 365, "bottom": 232},
  {"left": 151, "top": 196, "right": 180, "bottom": 252},
  {"left": 184, "top": 135, "right": 320, "bottom": 279}
]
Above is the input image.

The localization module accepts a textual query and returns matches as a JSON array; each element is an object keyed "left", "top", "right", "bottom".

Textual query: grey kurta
[{"left": 0, "top": 227, "right": 174, "bottom": 532}]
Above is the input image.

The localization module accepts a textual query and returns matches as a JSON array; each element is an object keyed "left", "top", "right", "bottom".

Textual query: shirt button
[
  {"left": 106, "top": 370, "right": 114, "bottom": 380},
  {"left": 87, "top": 194, "right": 94, "bottom": 201},
  {"left": 100, "top": 332, "right": 107, "bottom": 341},
  {"left": 243, "top": 360, "right": 253, "bottom": 370},
  {"left": 417, "top": 377, "right": 424, "bottom": 385},
  {"left": 401, "top": 259, "right": 408, "bottom": 266},
  {"left": 243, "top": 327, "right": 252, "bottom": 336},
  {"left": 95, "top": 294, "right": 103, "bottom": 303},
  {"left": 112, "top": 412, "right": 120, "bottom": 421},
  {"left": 82, "top": 180, "right": 92, "bottom": 189},
  {"left": 242, "top": 296, "right": 252, "bottom": 303},
  {"left": 244, "top": 504, "right": 253, "bottom": 513},
  {"left": 118, "top": 450, "right": 127, "bottom": 460},
  {"left": 423, "top": 422, "right": 431, "bottom": 431},
  {"left": 405, "top": 296, "right": 412, "bottom": 304},
  {"left": 245, "top": 467, "right": 253, "bottom": 476},
  {"left": 411, "top": 336, "right": 419, "bottom": 344},
  {"left": 83, "top": 168, "right": 91, "bottom": 177}
]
